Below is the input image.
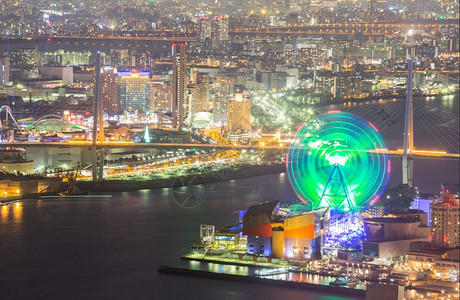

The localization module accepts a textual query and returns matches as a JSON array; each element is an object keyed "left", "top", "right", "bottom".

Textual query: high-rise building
[
  {"left": 150, "top": 83, "right": 172, "bottom": 112},
  {"left": 98, "top": 67, "right": 119, "bottom": 115},
  {"left": 0, "top": 57, "right": 10, "bottom": 86},
  {"left": 228, "top": 92, "right": 251, "bottom": 132},
  {"left": 118, "top": 71, "right": 151, "bottom": 113},
  {"left": 172, "top": 43, "right": 186, "bottom": 129},
  {"left": 9, "top": 47, "right": 37, "bottom": 66},
  {"left": 197, "top": 17, "right": 212, "bottom": 42},
  {"left": 431, "top": 194, "right": 460, "bottom": 249},
  {"left": 40, "top": 50, "right": 91, "bottom": 66},
  {"left": 110, "top": 49, "right": 130, "bottom": 67},
  {"left": 212, "top": 76, "right": 234, "bottom": 126},
  {"left": 211, "top": 16, "right": 229, "bottom": 49},
  {"left": 194, "top": 73, "right": 209, "bottom": 113}
]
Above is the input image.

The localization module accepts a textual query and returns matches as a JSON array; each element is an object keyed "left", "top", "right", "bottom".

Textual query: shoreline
[
  {"left": 157, "top": 265, "right": 366, "bottom": 297},
  {"left": 1, "top": 164, "right": 286, "bottom": 200},
  {"left": 77, "top": 163, "right": 286, "bottom": 192}
]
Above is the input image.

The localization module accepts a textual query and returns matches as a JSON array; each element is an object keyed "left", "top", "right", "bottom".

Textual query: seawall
[{"left": 77, "top": 163, "right": 286, "bottom": 192}]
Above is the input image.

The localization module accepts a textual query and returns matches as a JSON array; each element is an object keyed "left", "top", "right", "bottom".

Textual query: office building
[
  {"left": 172, "top": 43, "right": 186, "bottom": 128},
  {"left": 150, "top": 83, "right": 172, "bottom": 113},
  {"left": 118, "top": 71, "right": 151, "bottom": 113},
  {"left": 212, "top": 76, "right": 234, "bottom": 126},
  {"left": 431, "top": 194, "right": 460, "bottom": 248},
  {"left": 194, "top": 73, "right": 210, "bottom": 114},
  {"left": 197, "top": 17, "right": 212, "bottom": 42},
  {"left": 97, "top": 67, "right": 119, "bottom": 115},
  {"left": 0, "top": 57, "right": 10, "bottom": 86},
  {"left": 211, "top": 16, "right": 229, "bottom": 49},
  {"left": 228, "top": 92, "right": 251, "bottom": 132}
]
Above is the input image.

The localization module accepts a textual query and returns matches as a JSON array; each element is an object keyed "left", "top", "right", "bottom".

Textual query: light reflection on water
[
  {"left": 0, "top": 202, "right": 23, "bottom": 225},
  {"left": 187, "top": 261, "right": 250, "bottom": 276},
  {"left": 260, "top": 272, "right": 366, "bottom": 290},
  {"left": 185, "top": 260, "right": 366, "bottom": 290}
]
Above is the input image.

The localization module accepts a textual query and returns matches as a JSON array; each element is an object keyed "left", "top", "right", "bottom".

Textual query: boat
[
  {"left": 346, "top": 278, "right": 360, "bottom": 287},
  {"left": 329, "top": 277, "right": 360, "bottom": 287},
  {"left": 254, "top": 267, "right": 289, "bottom": 276}
]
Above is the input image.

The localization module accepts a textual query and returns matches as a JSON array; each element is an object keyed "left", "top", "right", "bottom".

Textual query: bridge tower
[
  {"left": 92, "top": 52, "right": 104, "bottom": 182},
  {"left": 402, "top": 57, "right": 414, "bottom": 188}
]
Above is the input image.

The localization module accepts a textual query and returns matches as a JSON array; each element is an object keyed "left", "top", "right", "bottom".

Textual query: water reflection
[
  {"left": 260, "top": 272, "right": 366, "bottom": 290},
  {"left": 187, "top": 261, "right": 250, "bottom": 276},
  {"left": 0, "top": 202, "right": 23, "bottom": 226}
]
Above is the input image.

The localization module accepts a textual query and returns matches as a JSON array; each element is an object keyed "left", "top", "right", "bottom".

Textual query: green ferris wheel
[{"left": 286, "top": 111, "right": 390, "bottom": 213}]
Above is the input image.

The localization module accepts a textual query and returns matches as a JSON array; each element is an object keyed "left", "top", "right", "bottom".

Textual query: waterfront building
[
  {"left": 0, "top": 148, "right": 34, "bottom": 174},
  {"left": 118, "top": 71, "right": 151, "bottom": 113},
  {"left": 405, "top": 243, "right": 459, "bottom": 283},
  {"left": 362, "top": 214, "right": 431, "bottom": 261},
  {"left": 213, "top": 232, "right": 239, "bottom": 249},
  {"left": 431, "top": 193, "right": 460, "bottom": 249},
  {"left": 242, "top": 201, "right": 329, "bottom": 260},
  {"left": 172, "top": 43, "right": 186, "bottom": 129},
  {"left": 0, "top": 57, "right": 10, "bottom": 86},
  {"left": 0, "top": 177, "right": 62, "bottom": 197}
]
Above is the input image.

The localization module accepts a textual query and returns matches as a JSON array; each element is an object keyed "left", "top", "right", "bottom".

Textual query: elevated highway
[
  {"left": 1, "top": 142, "right": 458, "bottom": 159},
  {"left": 230, "top": 22, "right": 459, "bottom": 38}
]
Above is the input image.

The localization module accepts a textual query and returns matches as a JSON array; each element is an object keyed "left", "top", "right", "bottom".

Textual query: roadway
[
  {"left": 230, "top": 22, "right": 459, "bottom": 37},
  {"left": 1, "top": 142, "right": 458, "bottom": 159},
  {"left": 0, "top": 35, "right": 197, "bottom": 43}
]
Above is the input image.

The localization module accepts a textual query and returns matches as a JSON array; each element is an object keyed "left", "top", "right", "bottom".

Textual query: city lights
[{"left": 0, "top": 0, "right": 459, "bottom": 299}]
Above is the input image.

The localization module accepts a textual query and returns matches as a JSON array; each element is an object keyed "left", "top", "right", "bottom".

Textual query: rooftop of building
[
  {"left": 390, "top": 209, "right": 427, "bottom": 215},
  {"left": 243, "top": 200, "right": 279, "bottom": 219},
  {"left": 363, "top": 217, "right": 419, "bottom": 223}
]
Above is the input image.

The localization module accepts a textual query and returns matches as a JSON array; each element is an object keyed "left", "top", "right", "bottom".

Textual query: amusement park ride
[
  {"left": 284, "top": 58, "right": 437, "bottom": 249},
  {"left": 286, "top": 58, "right": 421, "bottom": 215},
  {"left": 0, "top": 105, "right": 20, "bottom": 141}
]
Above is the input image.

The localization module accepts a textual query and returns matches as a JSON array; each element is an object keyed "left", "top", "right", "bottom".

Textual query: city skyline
[{"left": 0, "top": 0, "right": 459, "bottom": 299}]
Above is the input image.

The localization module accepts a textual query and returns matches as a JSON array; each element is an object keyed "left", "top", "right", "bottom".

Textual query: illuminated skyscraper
[
  {"left": 194, "top": 73, "right": 209, "bottom": 113},
  {"left": 212, "top": 76, "right": 233, "bottom": 126},
  {"left": 118, "top": 71, "right": 151, "bottom": 113},
  {"left": 172, "top": 43, "right": 186, "bottom": 129},
  {"left": 96, "top": 67, "right": 119, "bottom": 115},
  {"left": 228, "top": 92, "right": 251, "bottom": 132},
  {"left": 197, "top": 17, "right": 212, "bottom": 42},
  {"left": 431, "top": 194, "right": 460, "bottom": 249},
  {"left": 150, "top": 83, "right": 172, "bottom": 112},
  {"left": 0, "top": 57, "right": 10, "bottom": 86},
  {"left": 211, "top": 16, "right": 229, "bottom": 50}
]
